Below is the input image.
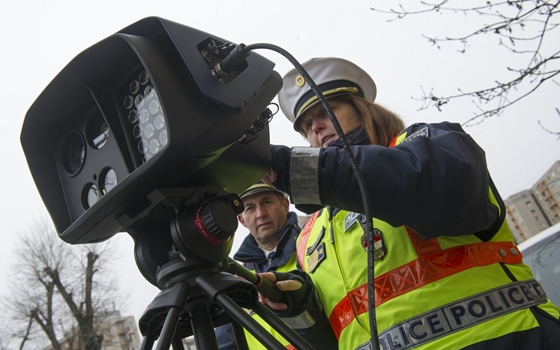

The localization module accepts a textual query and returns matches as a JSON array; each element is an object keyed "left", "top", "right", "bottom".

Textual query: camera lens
[
  {"left": 101, "top": 168, "right": 118, "bottom": 194},
  {"left": 87, "top": 110, "right": 110, "bottom": 149},
  {"left": 83, "top": 183, "right": 100, "bottom": 209},
  {"left": 59, "top": 130, "right": 85, "bottom": 177}
]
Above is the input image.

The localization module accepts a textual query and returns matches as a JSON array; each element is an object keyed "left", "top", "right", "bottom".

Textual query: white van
[{"left": 517, "top": 222, "right": 560, "bottom": 306}]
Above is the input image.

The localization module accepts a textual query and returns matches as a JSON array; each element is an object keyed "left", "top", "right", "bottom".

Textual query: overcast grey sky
[{"left": 2, "top": 0, "right": 559, "bottom": 327}]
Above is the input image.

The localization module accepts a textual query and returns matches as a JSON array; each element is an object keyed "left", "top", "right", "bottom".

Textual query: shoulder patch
[
  {"left": 307, "top": 242, "right": 326, "bottom": 273},
  {"left": 401, "top": 126, "right": 429, "bottom": 144}
]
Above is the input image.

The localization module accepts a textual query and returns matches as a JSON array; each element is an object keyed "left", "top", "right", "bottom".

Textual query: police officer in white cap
[{"left": 260, "top": 57, "right": 560, "bottom": 350}]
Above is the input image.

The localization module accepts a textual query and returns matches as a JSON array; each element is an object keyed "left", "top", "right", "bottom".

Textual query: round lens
[
  {"left": 87, "top": 110, "right": 110, "bottom": 149},
  {"left": 84, "top": 183, "right": 99, "bottom": 209},
  {"left": 139, "top": 109, "right": 149, "bottom": 124},
  {"left": 128, "top": 109, "right": 138, "bottom": 123},
  {"left": 144, "top": 85, "right": 153, "bottom": 96},
  {"left": 102, "top": 168, "right": 118, "bottom": 194},
  {"left": 134, "top": 94, "right": 144, "bottom": 109},
  {"left": 144, "top": 124, "right": 155, "bottom": 138},
  {"left": 149, "top": 139, "right": 160, "bottom": 154},
  {"left": 148, "top": 100, "right": 160, "bottom": 115},
  {"left": 60, "top": 130, "right": 85, "bottom": 177},
  {"left": 139, "top": 71, "right": 150, "bottom": 85},
  {"left": 124, "top": 95, "right": 134, "bottom": 110},
  {"left": 154, "top": 114, "right": 165, "bottom": 130},
  {"left": 133, "top": 124, "right": 143, "bottom": 138},
  {"left": 130, "top": 80, "right": 140, "bottom": 94},
  {"left": 138, "top": 140, "right": 148, "bottom": 154},
  {"left": 159, "top": 130, "right": 168, "bottom": 146}
]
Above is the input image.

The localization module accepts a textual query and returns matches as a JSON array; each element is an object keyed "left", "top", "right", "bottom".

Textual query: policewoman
[{"left": 263, "top": 57, "right": 560, "bottom": 349}]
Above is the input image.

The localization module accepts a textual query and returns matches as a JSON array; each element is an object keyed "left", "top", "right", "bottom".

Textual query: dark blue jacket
[
  {"left": 233, "top": 212, "right": 300, "bottom": 273},
  {"left": 215, "top": 212, "right": 300, "bottom": 350}
]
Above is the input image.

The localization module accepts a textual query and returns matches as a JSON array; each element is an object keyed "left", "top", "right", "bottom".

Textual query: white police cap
[{"left": 278, "top": 57, "right": 377, "bottom": 131}]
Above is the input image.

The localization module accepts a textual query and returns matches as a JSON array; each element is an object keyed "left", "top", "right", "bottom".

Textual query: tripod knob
[
  {"left": 171, "top": 193, "right": 238, "bottom": 264},
  {"left": 198, "top": 200, "right": 237, "bottom": 241}
]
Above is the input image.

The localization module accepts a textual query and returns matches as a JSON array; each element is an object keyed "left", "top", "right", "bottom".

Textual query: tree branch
[{"left": 371, "top": 0, "right": 560, "bottom": 130}]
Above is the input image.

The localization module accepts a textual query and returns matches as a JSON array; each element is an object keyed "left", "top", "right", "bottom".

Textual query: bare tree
[
  {"left": 371, "top": 0, "right": 560, "bottom": 135},
  {"left": 2, "top": 218, "right": 126, "bottom": 350}
]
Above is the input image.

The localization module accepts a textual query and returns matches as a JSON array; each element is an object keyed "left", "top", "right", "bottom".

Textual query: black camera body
[{"left": 21, "top": 17, "right": 282, "bottom": 244}]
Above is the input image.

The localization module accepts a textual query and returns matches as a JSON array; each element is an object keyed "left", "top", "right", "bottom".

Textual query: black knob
[{"left": 200, "top": 200, "right": 237, "bottom": 241}]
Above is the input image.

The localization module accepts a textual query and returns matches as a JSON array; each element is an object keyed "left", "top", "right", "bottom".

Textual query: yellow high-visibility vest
[{"left": 243, "top": 252, "right": 298, "bottom": 350}]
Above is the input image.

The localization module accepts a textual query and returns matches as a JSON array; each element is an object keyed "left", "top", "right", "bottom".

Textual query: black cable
[{"left": 229, "top": 43, "right": 380, "bottom": 350}]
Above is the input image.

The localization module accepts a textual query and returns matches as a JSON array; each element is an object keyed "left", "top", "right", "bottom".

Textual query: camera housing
[{"left": 21, "top": 17, "right": 282, "bottom": 244}]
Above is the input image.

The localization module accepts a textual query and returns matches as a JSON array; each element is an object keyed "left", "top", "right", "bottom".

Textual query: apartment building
[
  {"left": 42, "top": 312, "right": 140, "bottom": 350},
  {"left": 99, "top": 314, "right": 140, "bottom": 350},
  {"left": 505, "top": 160, "right": 560, "bottom": 243}
]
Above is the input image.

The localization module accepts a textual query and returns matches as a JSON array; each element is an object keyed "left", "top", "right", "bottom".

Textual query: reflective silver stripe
[
  {"left": 355, "top": 340, "right": 374, "bottom": 350},
  {"left": 376, "top": 279, "right": 547, "bottom": 350},
  {"left": 280, "top": 310, "right": 316, "bottom": 329},
  {"left": 290, "top": 147, "right": 321, "bottom": 205},
  {"left": 401, "top": 126, "right": 428, "bottom": 144}
]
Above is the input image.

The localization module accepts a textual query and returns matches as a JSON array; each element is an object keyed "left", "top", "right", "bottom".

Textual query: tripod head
[{"left": 128, "top": 187, "right": 241, "bottom": 288}]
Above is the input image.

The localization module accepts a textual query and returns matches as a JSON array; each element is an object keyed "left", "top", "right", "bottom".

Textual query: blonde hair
[{"left": 298, "top": 95, "right": 405, "bottom": 146}]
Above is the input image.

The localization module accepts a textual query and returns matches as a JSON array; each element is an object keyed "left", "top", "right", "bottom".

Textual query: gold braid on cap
[{"left": 296, "top": 87, "right": 359, "bottom": 118}]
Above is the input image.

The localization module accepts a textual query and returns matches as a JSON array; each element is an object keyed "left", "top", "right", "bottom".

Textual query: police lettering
[{"left": 378, "top": 280, "right": 547, "bottom": 350}]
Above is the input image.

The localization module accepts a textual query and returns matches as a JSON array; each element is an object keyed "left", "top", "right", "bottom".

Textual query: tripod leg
[
  {"left": 172, "top": 337, "right": 185, "bottom": 350},
  {"left": 140, "top": 334, "right": 156, "bottom": 350},
  {"left": 215, "top": 293, "right": 287, "bottom": 350},
  {"left": 231, "top": 321, "right": 250, "bottom": 350},
  {"left": 155, "top": 306, "right": 183, "bottom": 350},
  {"left": 189, "top": 307, "right": 220, "bottom": 350}
]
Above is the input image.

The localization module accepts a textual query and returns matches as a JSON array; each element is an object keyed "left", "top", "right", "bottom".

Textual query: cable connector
[{"left": 214, "top": 43, "right": 250, "bottom": 80}]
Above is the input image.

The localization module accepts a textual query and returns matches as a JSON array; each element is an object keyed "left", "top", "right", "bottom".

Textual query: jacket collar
[
  {"left": 328, "top": 127, "right": 369, "bottom": 147},
  {"left": 233, "top": 212, "right": 300, "bottom": 264}
]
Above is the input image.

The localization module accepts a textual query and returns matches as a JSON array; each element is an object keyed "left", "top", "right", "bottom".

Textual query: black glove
[
  {"left": 270, "top": 144, "right": 292, "bottom": 196},
  {"left": 271, "top": 270, "right": 311, "bottom": 317},
  {"left": 273, "top": 270, "right": 338, "bottom": 350}
]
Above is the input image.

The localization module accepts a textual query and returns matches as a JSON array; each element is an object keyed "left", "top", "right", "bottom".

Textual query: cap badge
[{"left": 295, "top": 74, "right": 305, "bottom": 87}]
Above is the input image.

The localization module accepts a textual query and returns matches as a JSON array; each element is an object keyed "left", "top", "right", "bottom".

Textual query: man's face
[{"left": 239, "top": 191, "right": 289, "bottom": 250}]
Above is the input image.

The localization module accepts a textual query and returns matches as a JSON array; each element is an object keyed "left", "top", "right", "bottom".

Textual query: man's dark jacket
[{"left": 215, "top": 212, "right": 300, "bottom": 350}]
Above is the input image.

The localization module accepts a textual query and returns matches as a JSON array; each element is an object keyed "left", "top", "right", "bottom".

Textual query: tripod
[{"left": 123, "top": 187, "right": 314, "bottom": 350}]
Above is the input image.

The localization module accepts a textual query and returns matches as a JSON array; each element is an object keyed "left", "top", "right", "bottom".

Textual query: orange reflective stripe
[
  {"left": 388, "top": 135, "right": 399, "bottom": 148},
  {"left": 405, "top": 226, "right": 441, "bottom": 256},
  {"left": 297, "top": 211, "right": 320, "bottom": 270},
  {"left": 328, "top": 241, "right": 523, "bottom": 339}
]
